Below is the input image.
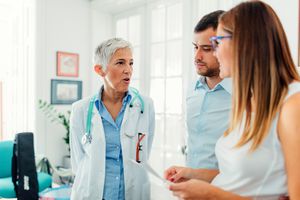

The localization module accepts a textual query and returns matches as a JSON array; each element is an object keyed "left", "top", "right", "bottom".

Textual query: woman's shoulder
[
  {"left": 71, "top": 96, "right": 94, "bottom": 111},
  {"left": 286, "top": 81, "right": 300, "bottom": 97},
  {"left": 278, "top": 87, "right": 300, "bottom": 136},
  {"left": 139, "top": 94, "right": 153, "bottom": 103},
  {"left": 129, "top": 88, "right": 154, "bottom": 105},
  {"left": 281, "top": 81, "right": 300, "bottom": 118},
  {"left": 140, "top": 95, "right": 155, "bottom": 111},
  {"left": 282, "top": 91, "right": 300, "bottom": 115}
]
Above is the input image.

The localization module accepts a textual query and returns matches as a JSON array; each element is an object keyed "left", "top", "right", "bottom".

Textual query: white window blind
[{"left": 0, "top": 0, "right": 35, "bottom": 140}]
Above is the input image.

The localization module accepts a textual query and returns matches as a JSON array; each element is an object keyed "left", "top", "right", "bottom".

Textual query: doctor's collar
[{"left": 96, "top": 86, "right": 132, "bottom": 107}]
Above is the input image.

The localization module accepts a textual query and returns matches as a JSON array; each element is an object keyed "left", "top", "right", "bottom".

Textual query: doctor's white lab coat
[{"left": 70, "top": 90, "right": 155, "bottom": 200}]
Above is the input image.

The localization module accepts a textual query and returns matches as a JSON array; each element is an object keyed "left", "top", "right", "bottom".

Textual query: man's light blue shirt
[
  {"left": 186, "top": 77, "right": 232, "bottom": 169},
  {"left": 95, "top": 88, "right": 131, "bottom": 200}
]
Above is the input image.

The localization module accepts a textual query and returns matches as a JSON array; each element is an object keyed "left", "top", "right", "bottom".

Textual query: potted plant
[{"left": 38, "top": 100, "right": 71, "bottom": 153}]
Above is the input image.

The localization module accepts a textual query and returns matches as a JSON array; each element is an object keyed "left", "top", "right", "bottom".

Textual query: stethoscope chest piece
[{"left": 82, "top": 133, "right": 92, "bottom": 145}]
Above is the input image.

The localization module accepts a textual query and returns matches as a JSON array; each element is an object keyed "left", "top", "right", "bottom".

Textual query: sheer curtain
[{"left": 0, "top": 0, "right": 35, "bottom": 140}]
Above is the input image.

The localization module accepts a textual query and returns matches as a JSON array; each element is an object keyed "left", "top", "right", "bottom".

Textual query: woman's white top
[{"left": 211, "top": 82, "right": 300, "bottom": 199}]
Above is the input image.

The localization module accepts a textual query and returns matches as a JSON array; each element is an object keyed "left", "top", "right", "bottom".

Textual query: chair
[
  {"left": 0, "top": 140, "right": 52, "bottom": 198},
  {"left": 36, "top": 157, "right": 74, "bottom": 185}
]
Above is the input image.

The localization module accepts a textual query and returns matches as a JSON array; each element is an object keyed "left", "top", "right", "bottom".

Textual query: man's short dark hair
[{"left": 194, "top": 10, "right": 225, "bottom": 33}]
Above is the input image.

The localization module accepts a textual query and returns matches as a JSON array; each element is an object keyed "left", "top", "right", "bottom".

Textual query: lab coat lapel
[
  {"left": 121, "top": 89, "right": 134, "bottom": 127},
  {"left": 122, "top": 90, "right": 141, "bottom": 137},
  {"left": 122, "top": 105, "right": 141, "bottom": 137},
  {"left": 90, "top": 105, "right": 105, "bottom": 143},
  {"left": 121, "top": 104, "right": 130, "bottom": 131}
]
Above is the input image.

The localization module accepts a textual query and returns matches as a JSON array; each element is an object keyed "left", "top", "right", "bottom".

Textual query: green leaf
[{"left": 38, "top": 99, "right": 71, "bottom": 148}]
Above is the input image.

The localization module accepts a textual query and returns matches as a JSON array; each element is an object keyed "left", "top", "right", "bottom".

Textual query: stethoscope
[{"left": 81, "top": 88, "right": 145, "bottom": 161}]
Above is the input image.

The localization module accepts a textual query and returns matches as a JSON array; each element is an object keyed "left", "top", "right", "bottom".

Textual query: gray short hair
[{"left": 94, "top": 38, "right": 133, "bottom": 70}]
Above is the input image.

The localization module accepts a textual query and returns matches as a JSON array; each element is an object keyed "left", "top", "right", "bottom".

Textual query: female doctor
[{"left": 70, "top": 38, "right": 155, "bottom": 200}]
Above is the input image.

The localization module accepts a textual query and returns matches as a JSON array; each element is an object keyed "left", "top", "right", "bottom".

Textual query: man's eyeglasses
[{"left": 209, "top": 35, "right": 232, "bottom": 50}]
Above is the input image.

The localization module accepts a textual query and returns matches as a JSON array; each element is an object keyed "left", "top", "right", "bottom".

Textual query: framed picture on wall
[
  {"left": 51, "top": 79, "right": 82, "bottom": 104},
  {"left": 57, "top": 51, "right": 79, "bottom": 77}
]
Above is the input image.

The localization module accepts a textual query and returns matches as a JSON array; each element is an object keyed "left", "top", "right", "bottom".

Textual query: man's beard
[{"left": 195, "top": 60, "right": 220, "bottom": 77}]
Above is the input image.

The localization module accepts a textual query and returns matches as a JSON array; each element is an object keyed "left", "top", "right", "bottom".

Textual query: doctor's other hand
[
  {"left": 168, "top": 179, "right": 214, "bottom": 200},
  {"left": 164, "top": 166, "right": 193, "bottom": 183}
]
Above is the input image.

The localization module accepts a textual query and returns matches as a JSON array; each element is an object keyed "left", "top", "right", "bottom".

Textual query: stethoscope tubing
[{"left": 82, "top": 87, "right": 144, "bottom": 145}]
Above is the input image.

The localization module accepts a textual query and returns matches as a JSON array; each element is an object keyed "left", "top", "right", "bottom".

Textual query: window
[
  {"left": 149, "top": 1, "right": 185, "bottom": 176},
  {"left": 115, "top": 13, "right": 142, "bottom": 90},
  {"left": 0, "top": 0, "right": 35, "bottom": 140},
  {"left": 114, "top": 0, "right": 186, "bottom": 178}
]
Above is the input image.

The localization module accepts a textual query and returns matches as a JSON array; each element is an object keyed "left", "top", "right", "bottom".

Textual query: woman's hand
[
  {"left": 169, "top": 179, "right": 251, "bottom": 200},
  {"left": 169, "top": 179, "right": 213, "bottom": 200},
  {"left": 164, "top": 166, "right": 194, "bottom": 183},
  {"left": 165, "top": 166, "right": 219, "bottom": 183}
]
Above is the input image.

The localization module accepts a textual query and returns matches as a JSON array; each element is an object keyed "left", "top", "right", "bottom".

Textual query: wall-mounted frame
[
  {"left": 51, "top": 79, "right": 82, "bottom": 105},
  {"left": 57, "top": 51, "right": 79, "bottom": 77}
]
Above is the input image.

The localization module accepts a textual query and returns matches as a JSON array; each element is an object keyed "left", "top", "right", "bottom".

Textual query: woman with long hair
[{"left": 164, "top": 1, "right": 300, "bottom": 199}]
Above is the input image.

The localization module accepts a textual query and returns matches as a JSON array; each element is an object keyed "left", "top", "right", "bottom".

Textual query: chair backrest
[{"left": 0, "top": 140, "right": 13, "bottom": 178}]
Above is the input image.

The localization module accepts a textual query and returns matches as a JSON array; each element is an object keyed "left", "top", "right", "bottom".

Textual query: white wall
[
  {"left": 264, "top": 0, "right": 299, "bottom": 65},
  {"left": 35, "top": 0, "right": 92, "bottom": 166}
]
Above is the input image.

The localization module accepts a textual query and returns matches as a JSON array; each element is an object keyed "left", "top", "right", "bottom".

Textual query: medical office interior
[{"left": 0, "top": 0, "right": 299, "bottom": 199}]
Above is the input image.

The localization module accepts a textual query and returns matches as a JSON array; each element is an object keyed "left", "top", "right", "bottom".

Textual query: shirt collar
[
  {"left": 95, "top": 86, "right": 132, "bottom": 110},
  {"left": 194, "top": 76, "right": 206, "bottom": 90},
  {"left": 194, "top": 76, "right": 232, "bottom": 94}
]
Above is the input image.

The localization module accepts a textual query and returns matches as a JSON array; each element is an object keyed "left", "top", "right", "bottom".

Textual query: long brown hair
[{"left": 220, "top": 1, "right": 300, "bottom": 151}]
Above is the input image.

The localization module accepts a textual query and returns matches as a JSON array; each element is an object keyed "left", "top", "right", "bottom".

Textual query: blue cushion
[
  {"left": 0, "top": 172, "right": 52, "bottom": 198},
  {"left": 0, "top": 141, "right": 13, "bottom": 178},
  {"left": 0, "top": 177, "right": 15, "bottom": 198},
  {"left": 38, "top": 172, "right": 52, "bottom": 191}
]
